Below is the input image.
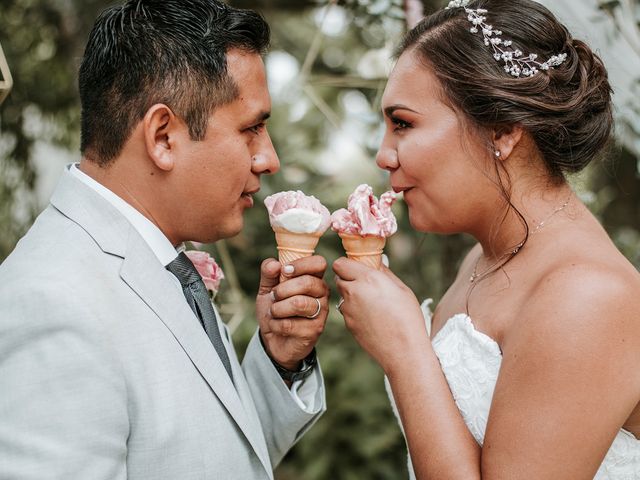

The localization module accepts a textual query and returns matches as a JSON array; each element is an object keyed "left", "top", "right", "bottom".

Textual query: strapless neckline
[
  {"left": 432, "top": 312, "right": 501, "bottom": 352},
  {"left": 386, "top": 299, "right": 640, "bottom": 479},
  {"left": 432, "top": 312, "right": 640, "bottom": 442}
]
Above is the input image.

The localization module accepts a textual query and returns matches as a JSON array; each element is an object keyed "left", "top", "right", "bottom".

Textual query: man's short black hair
[{"left": 78, "top": 0, "right": 270, "bottom": 166}]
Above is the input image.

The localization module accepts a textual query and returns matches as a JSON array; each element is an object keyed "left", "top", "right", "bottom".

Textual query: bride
[{"left": 333, "top": 0, "right": 640, "bottom": 478}]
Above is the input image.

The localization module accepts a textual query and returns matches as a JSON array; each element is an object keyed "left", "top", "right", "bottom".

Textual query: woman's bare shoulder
[
  {"left": 510, "top": 242, "right": 640, "bottom": 356},
  {"left": 484, "top": 251, "right": 640, "bottom": 478}
]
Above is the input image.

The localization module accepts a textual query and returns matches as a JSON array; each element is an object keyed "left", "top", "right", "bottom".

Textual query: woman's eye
[{"left": 391, "top": 117, "right": 411, "bottom": 131}]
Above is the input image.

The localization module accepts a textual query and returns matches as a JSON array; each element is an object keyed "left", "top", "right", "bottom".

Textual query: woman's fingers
[
  {"left": 332, "top": 256, "right": 372, "bottom": 281},
  {"left": 380, "top": 264, "right": 408, "bottom": 288}
]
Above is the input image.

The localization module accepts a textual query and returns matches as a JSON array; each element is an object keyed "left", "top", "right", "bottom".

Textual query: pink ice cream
[
  {"left": 330, "top": 184, "right": 397, "bottom": 237},
  {"left": 264, "top": 190, "right": 331, "bottom": 234}
]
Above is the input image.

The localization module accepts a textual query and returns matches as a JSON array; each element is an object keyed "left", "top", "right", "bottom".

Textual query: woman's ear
[
  {"left": 492, "top": 124, "right": 524, "bottom": 161},
  {"left": 143, "top": 104, "right": 178, "bottom": 172}
]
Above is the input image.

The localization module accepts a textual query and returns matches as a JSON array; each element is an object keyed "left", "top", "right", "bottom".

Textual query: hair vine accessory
[{"left": 445, "top": 0, "right": 567, "bottom": 78}]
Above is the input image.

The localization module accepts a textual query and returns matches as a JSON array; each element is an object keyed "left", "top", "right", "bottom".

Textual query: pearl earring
[{"left": 494, "top": 150, "right": 501, "bottom": 158}]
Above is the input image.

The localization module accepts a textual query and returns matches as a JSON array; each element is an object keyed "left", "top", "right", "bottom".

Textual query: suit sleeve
[
  {"left": 0, "top": 284, "right": 129, "bottom": 480},
  {"left": 241, "top": 329, "right": 326, "bottom": 467}
]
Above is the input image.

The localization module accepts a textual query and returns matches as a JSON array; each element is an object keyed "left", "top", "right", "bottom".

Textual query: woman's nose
[{"left": 376, "top": 146, "right": 399, "bottom": 171}]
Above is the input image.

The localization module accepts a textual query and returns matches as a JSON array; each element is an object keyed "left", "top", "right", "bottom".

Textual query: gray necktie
[{"left": 166, "top": 252, "right": 233, "bottom": 381}]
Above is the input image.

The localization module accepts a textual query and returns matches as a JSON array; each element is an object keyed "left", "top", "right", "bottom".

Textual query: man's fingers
[
  {"left": 271, "top": 295, "right": 326, "bottom": 319},
  {"left": 279, "top": 255, "right": 327, "bottom": 281},
  {"left": 265, "top": 315, "right": 325, "bottom": 339},
  {"left": 258, "top": 258, "right": 281, "bottom": 295},
  {"left": 273, "top": 275, "right": 328, "bottom": 301}
]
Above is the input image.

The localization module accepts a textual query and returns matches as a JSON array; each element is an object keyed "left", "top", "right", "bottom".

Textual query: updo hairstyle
[{"left": 397, "top": 0, "right": 613, "bottom": 180}]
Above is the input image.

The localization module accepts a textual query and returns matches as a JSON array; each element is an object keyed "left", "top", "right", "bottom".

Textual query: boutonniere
[{"left": 184, "top": 250, "right": 225, "bottom": 299}]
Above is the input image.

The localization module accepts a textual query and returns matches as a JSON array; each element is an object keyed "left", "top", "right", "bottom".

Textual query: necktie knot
[{"left": 166, "top": 252, "right": 202, "bottom": 287}]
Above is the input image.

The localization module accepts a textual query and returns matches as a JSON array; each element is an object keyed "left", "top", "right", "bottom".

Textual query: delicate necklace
[{"left": 469, "top": 196, "right": 571, "bottom": 283}]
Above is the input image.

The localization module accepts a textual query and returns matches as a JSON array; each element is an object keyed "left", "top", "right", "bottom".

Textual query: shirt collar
[{"left": 69, "top": 163, "right": 180, "bottom": 266}]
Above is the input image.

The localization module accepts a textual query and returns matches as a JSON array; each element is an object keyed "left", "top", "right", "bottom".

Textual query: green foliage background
[{"left": 1, "top": 1, "right": 639, "bottom": 479}]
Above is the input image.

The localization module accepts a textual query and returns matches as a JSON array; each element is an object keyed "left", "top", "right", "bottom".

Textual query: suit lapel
[
  {"left": 50, "top": 167, "right": 129, "bottom": 258},
  {"left": 219, "top": 308, "right": 273, "bottom": 467},
  {"left": 50, "top": 167, "right": 272, "bottom": 476},
  {"left": 120, "top": 234, "right": 271, "bottom": 473}
]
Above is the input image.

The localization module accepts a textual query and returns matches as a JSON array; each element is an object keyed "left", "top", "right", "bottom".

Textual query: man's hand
[{"left": 256, "top": 256, "right": 329, "bottom": 370}]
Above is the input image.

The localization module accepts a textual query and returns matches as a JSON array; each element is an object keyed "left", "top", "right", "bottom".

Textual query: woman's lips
[{"left": 392, "top": 186, "right": 412, "bottom": 194}]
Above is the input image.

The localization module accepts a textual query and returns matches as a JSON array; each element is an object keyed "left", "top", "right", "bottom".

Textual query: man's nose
[{"left": 251, "top": 133, "right": 280, "bottom": 175}]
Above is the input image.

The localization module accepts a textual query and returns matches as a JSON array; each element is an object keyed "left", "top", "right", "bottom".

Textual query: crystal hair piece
[{"left": 446, "top": 0, "right": 567, "bottom": 77}]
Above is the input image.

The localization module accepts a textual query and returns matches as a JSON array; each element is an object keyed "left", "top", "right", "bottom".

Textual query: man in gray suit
[{"left": 0, "top": 1, "right": 329, "bottom": 478}]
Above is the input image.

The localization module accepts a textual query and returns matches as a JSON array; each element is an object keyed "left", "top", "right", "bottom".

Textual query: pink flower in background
[{"left": 185, "top": 250, "right": 225, "bottom": 295}]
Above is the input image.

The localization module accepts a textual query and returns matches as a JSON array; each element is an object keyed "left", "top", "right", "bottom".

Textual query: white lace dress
[{"left": 386, "top": 300, "right": 640, "bottom": 479}]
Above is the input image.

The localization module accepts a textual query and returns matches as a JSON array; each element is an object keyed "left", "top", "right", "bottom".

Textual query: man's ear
[
  {"left": 492, "top": 124, "right": 524, "bottom": 161},
  {"left": 143, "top": 104, "right": 179, "bottom": 171}
]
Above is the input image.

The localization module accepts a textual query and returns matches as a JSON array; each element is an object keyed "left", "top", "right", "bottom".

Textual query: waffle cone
[
  {"left": 339, "top": 233, "right": 386, "bottom": 269},
  {"left": 274, "top": 229, "right": 322, "bottom": 281}
]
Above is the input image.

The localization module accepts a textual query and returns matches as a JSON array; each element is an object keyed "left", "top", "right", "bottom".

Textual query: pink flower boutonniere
[{"left": 184, "top": 250, "right": 225, "bottom": 298}]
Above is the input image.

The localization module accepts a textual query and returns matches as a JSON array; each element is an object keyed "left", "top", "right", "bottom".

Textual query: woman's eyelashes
[{"left": 390, "top": 116, "right": 412, "bottom": 132}]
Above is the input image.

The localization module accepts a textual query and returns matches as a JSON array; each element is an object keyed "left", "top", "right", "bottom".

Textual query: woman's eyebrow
[{"left": 383, "top": 104, "right": 420, "bottom": 117}]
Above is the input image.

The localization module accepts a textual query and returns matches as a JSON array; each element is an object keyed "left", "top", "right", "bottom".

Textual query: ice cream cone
[
  {"left": 339, "top": 233, "right": 386, "bottom": 269},
  {"left": 275, "top": 229, "right": 322, "bottom": 281}
]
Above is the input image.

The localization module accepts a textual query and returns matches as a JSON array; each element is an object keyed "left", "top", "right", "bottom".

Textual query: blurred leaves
[
  {"left": 595, "top": 0, "right": 640, "bottom": 156},
  {"left": 0, "top": 1, "right": 639, "bottom": 479},
  {"left": 0, "top": 0, "right": 116, "bottom": 257}
]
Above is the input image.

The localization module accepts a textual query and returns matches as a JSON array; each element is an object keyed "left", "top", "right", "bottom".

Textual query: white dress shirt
[{"left": 69, "top": 163, "right": 314, "bottom": 410}]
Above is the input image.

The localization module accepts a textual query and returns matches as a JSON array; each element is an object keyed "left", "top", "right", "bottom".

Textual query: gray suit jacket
[{"left": 0, "top": 168, "right": 325, "bottom": 479}]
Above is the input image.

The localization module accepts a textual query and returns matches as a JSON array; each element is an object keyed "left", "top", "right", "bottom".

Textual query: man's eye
[
  {"left": 248, "top": 123, "right": 265, "bottom": 134},
  {"left": 391, "top": 117, "right": 411, "bottom": 131}
]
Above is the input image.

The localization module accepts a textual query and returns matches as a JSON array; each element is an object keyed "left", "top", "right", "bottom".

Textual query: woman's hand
[{"left": 333, "top": 257, "right": 429, "bottom": 374}]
